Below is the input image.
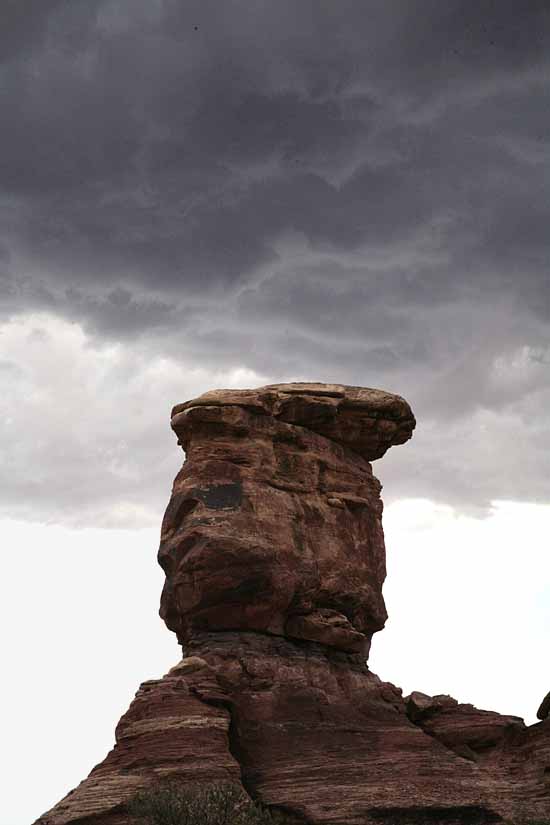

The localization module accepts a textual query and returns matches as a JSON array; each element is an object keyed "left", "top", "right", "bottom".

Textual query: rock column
[
  {"left": 160, "top": 383, "right": 415, "bottom": 658},
  {"left": 37, "top": 384, "right": 550, "bottom": 825}
]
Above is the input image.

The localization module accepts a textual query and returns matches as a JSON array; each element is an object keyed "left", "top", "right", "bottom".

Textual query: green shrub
[{"left": 129, "top": 781, "right": 294, "bottom": 825}]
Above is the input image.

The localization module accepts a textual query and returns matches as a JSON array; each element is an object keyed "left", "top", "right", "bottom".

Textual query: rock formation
[
  {"left": 538, "top": 691, "right": 550, "bottom": 721},
  {"left": 159, "top": 383, "right": 414, "bottom": 658},
  {"left": 35, "top": 383, "right": 550, "bottom": 825}
]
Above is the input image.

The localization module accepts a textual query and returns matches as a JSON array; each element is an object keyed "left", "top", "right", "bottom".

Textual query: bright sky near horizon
[
  {"left": 3, "top": 498, "right": 550, "bottom": 825},
  {"left": 2, "top": 2, "right": 550, "bottom": 824}
]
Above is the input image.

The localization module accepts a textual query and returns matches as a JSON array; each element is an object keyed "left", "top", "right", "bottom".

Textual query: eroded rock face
[
  {"left": 538, "top": 690, "right": 550, "bottom": 720},
  {"left": 35, "top": 660, "right": 242, "bottom": 825},
  {"left": 35, "top": 383, "right": 550, "bottom": 825},
  {"left": 159, "top": 383, "right": 414, "bottom": 656},
  {"left": 405, "top": 690, "right": 550, "bottom": 824},
  {"left": 170, "top": 383, "right": 416, "bottom": 461},
  {"left": 36, "top": 636, "right": 507, "bottom": 825},
  {"left": 405, "top": 691, "right": 525, "bottom": 762},
  {"left": 186, "top": 634, "right": 504, "bottom": 824}
]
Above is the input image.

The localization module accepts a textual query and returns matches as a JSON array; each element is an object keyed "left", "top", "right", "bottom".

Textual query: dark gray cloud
[{"left": 2, "top": 0, "right": 550, "bottom": 521}]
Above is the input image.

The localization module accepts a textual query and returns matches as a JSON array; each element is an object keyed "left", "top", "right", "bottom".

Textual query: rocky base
[{"left": 34, "top": 634, "right": 550, "bottom": 825}]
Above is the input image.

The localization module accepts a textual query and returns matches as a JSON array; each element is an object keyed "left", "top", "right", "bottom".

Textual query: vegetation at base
[{"left": 129, "top": 781, "right": 295, "bottom": 825}]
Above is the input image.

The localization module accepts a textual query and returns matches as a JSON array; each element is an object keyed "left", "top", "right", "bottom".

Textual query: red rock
[
  {"left": 35, "top": 663, "right": 241, "bottom": 825},
  {"left": 35, "top": 383, "right": 550, "bottom": 825},
  {"left": 188, "top": 633, "right": 504, "bottom": 824},
  {"left": 36, "top": 636, "right": 506, "bottom": 825},
  {"left": 170, "top": 382, "right": 416, "bottom": 461},
  {"left": 538, "top": 690, "right": 550, "bottom": 720},
  {"left": 159, "top": 384, "right": 406, "bottom": 656},
  {"left": 406, "top": 691, "right": 525, "bottom": 761}
]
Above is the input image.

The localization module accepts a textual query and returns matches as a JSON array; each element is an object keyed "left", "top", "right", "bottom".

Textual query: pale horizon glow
[{"left": 3, "top": 499, "right": 549, "bottom": 825}]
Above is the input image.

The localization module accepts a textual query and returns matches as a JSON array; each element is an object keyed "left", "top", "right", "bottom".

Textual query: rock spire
[{"left": 35, "top": 384, "right": 550, "bottom": 825}]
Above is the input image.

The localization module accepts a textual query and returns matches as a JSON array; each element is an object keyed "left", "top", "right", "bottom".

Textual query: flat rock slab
[
  {"left": 160, "top": 395, "right": 390, "bottom": 652},
  {"left": 171, "top": 382, "right": 416, "bottom": 461}
]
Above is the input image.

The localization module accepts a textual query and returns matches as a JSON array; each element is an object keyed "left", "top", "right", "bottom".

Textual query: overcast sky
[{"left": 2, "top": 2, "right": 549, "bottom": 824}]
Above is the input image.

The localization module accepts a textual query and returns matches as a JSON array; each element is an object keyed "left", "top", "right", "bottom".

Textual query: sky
[{"left": 1, "top": 2, "right": 549, "bottom": 823}]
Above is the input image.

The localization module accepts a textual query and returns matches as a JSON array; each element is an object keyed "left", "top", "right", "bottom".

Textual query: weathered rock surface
[
  {"left": 160, "top": 383, "right": 411, "bottom": 656},
  {"left": 170, "top": 383, "right": 416, "bottom": 462},
  {"left": 36, "top": 660, "right": 242, "bottom": 825},
  {"left": 538, "top": 690, "right": 550, "bottom": 720},
  {"left": 36, "top": 636, "right": 507, "bottom": 825},
  {"left": 35, "top": 383, "right": 550, "bottom": 825},
  {"left": 405, "top": 691, "right": 525, "bottom": 761},
  {"left": 406, "top": 691, "right": 550, "bottom": 824},
  {"left": 187, "top": 634, "right": 504, "bottom": 824}
]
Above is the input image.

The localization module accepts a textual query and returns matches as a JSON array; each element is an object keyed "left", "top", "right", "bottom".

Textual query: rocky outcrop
[
  {"left": 35, "top": 383, "right": 550, "bottom": 825},
  {"left": 170, "top": 383, "right": 416, "bottom": 461},
  {"left": 37, "top": 637, "right": 507, "bottom": 825},
  {"left": 538, "top": 690, "right": 550, "bottom": 721},
  {"left": 405, "top": 691, "right": 550, "bottom": 824},
  {"left": 405, "top": 691, "right": 525, "bottom": 761},
  {"left": 158, "top": 383, "right": 414, "bottom": 658},
  {"left": 36, "top": 659, "right": 241, "bottom": 825}
]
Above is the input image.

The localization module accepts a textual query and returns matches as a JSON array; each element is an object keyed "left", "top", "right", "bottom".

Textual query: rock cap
[{"left": 172, "top": 382, "right": 415, "bottom": 461}]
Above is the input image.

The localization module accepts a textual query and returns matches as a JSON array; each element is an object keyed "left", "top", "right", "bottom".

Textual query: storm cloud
[{"left": 2, "top": 0, "right": 550, "bottom": 523}]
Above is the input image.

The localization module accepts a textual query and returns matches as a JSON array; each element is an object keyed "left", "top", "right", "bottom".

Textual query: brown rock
[
  {"left": 537, "top": 690, "right": 550, "bottom": 720},
  {"left": 285, "top": 608, "right": 368, "bottom": 653},
  {"left": 481, "top": 714, "right": 550, "bottom": 824},
  {"left": 406, "top": 691, "right": 525, "bottom": 761},
  {"left": 406, "top": 690, "right": 459, "bottom": 722},
  {"left": 188, "top": 633, "right": 503, "bottom": 824},
  {"left": 171, "top": 382, "right": 416, "bottom": 461},
  {"left": 159, "top": 383, "right": 404, "bottom": 653},
  {"left": 36, "top": 383, "right": 550, "bottom": 825},
  {"left": 405, "top": 691, "right": 550, "bottom": 821},
  {"left": 36, "top": 635, "right": 506, "bottom": 825},
  {"left": 35, "top": 663, "right": 242, "bottom": 825}
]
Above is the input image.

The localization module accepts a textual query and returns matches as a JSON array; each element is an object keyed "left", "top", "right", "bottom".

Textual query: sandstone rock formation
[
  {"left": 159, "top": 383, "right": 414, "bottom": 658},
  {"left": 538, "top": 690, "right": 550, "bottom": 721},
  {"left": 405, "top": 691, "right": 550, "bottom": 824},
  {"left": 35, "top": 383, "right": 550, "bottom": 825}
]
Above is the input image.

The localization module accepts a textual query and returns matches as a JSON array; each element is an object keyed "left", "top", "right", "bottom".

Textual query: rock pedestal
[
  {"left": 35, "top": 384, "right": 550, "bottom": 825},
  {"left": 159, "top": 383, "right": 415, "bottom": 658}
]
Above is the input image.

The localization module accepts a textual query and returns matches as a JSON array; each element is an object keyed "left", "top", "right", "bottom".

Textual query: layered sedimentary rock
[
  {"left": 159, "top": 383, "right": 415, "bottom": 658},
  {"left": 36, "top": 661, "right": 241, "bottom": 825},
  {"left": 405, "top": 691, "right": 550, "bottom": 824},
  {"left": 538, "top": 690, "right": 550, "bottom": 721},
  {"left": 36, "top": 383, "right": 550, "bottom": 825},
  {"left": 405, "top": 691, "right": 525, "bottom": 762}
]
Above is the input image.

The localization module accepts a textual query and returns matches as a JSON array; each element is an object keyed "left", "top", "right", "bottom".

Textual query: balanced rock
[
  {"left": 35, "top": 383, "right": 550, "bottom": 825},
  {"left": 160, "top": 383, "right": 414, "bottom": 657}
]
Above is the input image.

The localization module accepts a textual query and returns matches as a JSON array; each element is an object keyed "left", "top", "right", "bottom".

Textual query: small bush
[{"left": 129, "top": 781, "right": 294, "bottom": 825}]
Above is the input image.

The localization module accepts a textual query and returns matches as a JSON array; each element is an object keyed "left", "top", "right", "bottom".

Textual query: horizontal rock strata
[
  {"left": 405, "top": 691, "right": 525, "bottom": 761},
  {"left": 187, "top": 634, "right": 504, "bottom": 824},
  {"left": 37, "top": 636, "right": 509, "bottom": 825},
  {"left": 36, "top": 661, "right": 242, "bottom": 825},
  {"left": 160, "top": 384, "right": 409, "bottom": 656},
  {"left": 406, "top": 691, "right": 550, "bottom": 823},
  {"left": 35, "top": 384, "right": 550, "bottom": 825},
  {"left": 171, "top": 382, "right": 416, "bottom": 461}
]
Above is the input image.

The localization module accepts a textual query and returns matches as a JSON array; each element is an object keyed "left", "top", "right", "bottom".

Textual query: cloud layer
[{"left": 2, "top": 0, "right": 550, "bottom": 522}]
